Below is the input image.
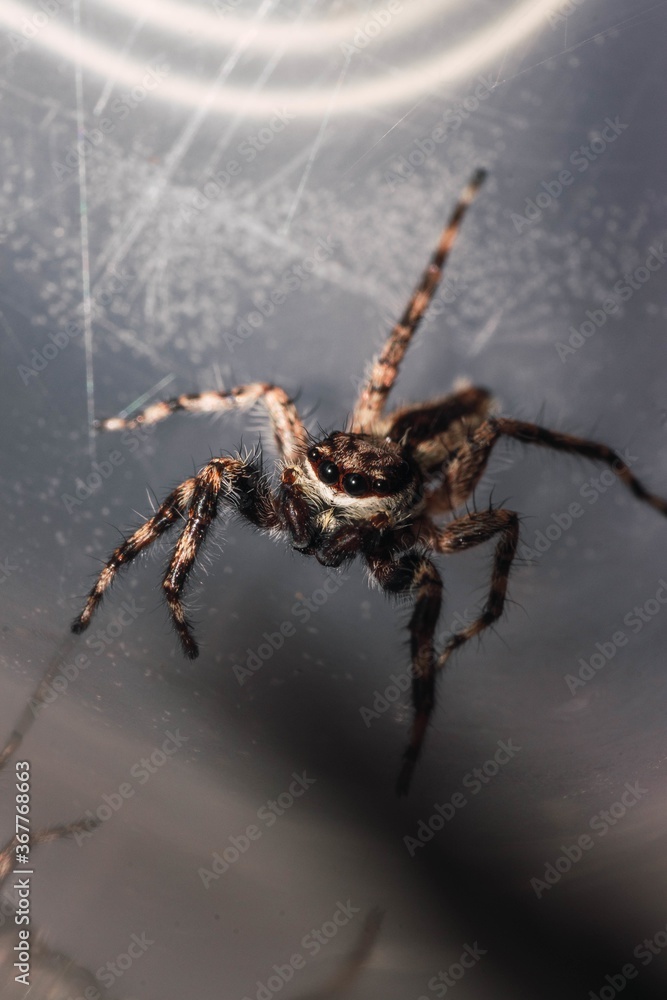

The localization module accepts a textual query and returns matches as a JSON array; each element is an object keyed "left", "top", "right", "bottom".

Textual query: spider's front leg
[
  {"left": 96, "top": 381, "right": 308, "bottom": 463},
  {"left": 367, "top": 551, "right": 443, "bottom": 795},
  {"left": 73, "top": 456, "right": 279, "bottom": 658},
  {"left": 351, "top": 169, "right": 486, "bottom": 433}
]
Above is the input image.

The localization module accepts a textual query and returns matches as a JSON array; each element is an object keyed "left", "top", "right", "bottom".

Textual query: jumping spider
[{"left": 72, "top": 170, "right": 667, "bottom": 793}]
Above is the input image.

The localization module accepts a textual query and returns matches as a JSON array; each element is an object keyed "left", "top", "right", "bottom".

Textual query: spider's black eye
[
  {"left": 396, "top": 460, "right": 411, "bottom": 482},
  {"left": 318, "top": 461, "right": 339, "bottom": 485},
  {"left": 342, "top": 473, "right": 369, "bottom": 497},
  {"left": 372, "top": 478, "right": 389, "bottom": 494},
  {"left": 307, "top": 447, "right": 321, "bottom": 462}
]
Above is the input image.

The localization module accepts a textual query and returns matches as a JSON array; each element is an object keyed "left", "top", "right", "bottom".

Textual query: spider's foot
[
  {"left": 95, "top": 416, "right": 133, "bottom": 433},
  {"left": 71, "top": 610, "right": 91, "bottom": 635},
  {"left": 396, "top": 751, "right": 417, "bottom": 797},
  {"left": 180, "top": 633, "right": 200, "bottom": 660},
  {"left": 170, "top": 614, "right": 200, "bottom": 660}
]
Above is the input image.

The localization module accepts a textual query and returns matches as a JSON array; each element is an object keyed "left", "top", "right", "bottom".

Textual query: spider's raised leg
[
  {"left": 367, "top": 551, "right": 443, "bottom": 795},
  {"left": 98, "top": 382, "right": 308, "bottom": 462},
  {"left": 73, "top": 457, "right": 279, "bottom": 656},
  {"left": 428, "top": 508, "right": 520, "bottom": 670},
  {"left": 350, "top": 170, "right": 486, "bottom": 434}
]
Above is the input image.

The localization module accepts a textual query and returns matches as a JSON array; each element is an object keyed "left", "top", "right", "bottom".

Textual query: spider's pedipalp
[
  {"left": 350, "top": 170, "right": 486, "bottom": 433},
  {"left": 98, "top": 382, "right": 308, "bottom": 463}
]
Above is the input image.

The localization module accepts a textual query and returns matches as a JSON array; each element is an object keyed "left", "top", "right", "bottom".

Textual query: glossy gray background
[{"left": 1, "top": 1, "right": 667, "bottom": 997}]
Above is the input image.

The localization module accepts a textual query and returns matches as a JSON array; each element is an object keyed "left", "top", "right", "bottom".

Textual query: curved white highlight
[
  {"left": 92, "top": 0, "right": 458, "bottom": 54},
  {"left": 3, "top": 0, "right": 566, "bottom": 118}
]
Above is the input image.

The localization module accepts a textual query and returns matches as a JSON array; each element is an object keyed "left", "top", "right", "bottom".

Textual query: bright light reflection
[
  {"left": 92, "top": 0, "right": 460, "bottom": 54},
  {"left": 1, "top": 0, "right": 566, "bottom": 118}
]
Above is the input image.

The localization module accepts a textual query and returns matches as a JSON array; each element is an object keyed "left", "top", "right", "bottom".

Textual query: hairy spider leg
[
  {"left": 72, "top": 477, "right": 197, "bottom": 635},
  {"left": 367, "top": 551, "right": 443, "bottom": 795},
  {"left": 161, "top": 457, "right": 278, "bottom": 658},
  {"left": 428, "top": 508, "right": 520, "bottom": 670},
  {"left": 495, "top": 418, "right": 667, "bottom": 516},
  {"left": 97, "top": 382, "right": 308, "bottom": 463},
  {"left": 351, "top": 169, "right": 487, "bottom": 434},
  {"left": 386, "top": 385, "right": 492, "bottom": 447},
  {"left": 72, "top": 457, "right": 279, "bottom": 657},
  {"left": 425, "top": 417, "right": 667, "bottom": 516}
]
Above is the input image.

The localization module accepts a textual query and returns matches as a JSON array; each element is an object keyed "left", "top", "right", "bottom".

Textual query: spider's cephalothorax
[
  {"left": 280, "top": 432, "right": 425, "bottom": 561},
  {"left": 72, "top": 170, "right": 667, "bottom": 794}
]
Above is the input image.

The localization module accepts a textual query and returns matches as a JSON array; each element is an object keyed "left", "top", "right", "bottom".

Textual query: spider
[{"left": 72, "top": 170, "right": 667, "bottom": 794}]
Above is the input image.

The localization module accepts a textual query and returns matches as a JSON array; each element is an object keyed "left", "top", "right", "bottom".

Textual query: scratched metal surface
[{"left": 1, "top": 2, "right": 667, "bottom": 998}]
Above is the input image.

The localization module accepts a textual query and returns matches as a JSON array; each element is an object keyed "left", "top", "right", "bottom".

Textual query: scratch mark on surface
[
  {"left": 118, "top": 372, "right": 176, "bottom": 419},
  {"left": 497, "top": 1, "right": 667, "bottom": 86},
  {"left": 93, "top": 13, "right": 147, "bottom": 116},
  {"left": 280, "top": 51, "right": 354, "bottom": 237},
  {"left": 94, "top": 0, "right": 280, "bottom": 293},
  {"left": 342, "top": 98, "right": 426, "bottom": 177},
  {"left": 73, "top": 0, "right": 96, "bottom": 459}
]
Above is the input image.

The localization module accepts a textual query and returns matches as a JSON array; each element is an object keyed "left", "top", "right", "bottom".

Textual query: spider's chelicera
[{"left": 72, "top": 170, "right": 667, "bottom": 793}]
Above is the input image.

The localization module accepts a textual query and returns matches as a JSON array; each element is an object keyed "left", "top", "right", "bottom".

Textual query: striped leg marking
[
  {"left": 72, "top": 457, "right": 279, "bottom": 656},
  {"left": 351, "top": 170, "right": 486, "bottom": 433},
  {"left": 72, "top": 478, "right": 196, "bottom": 635},
  {"left": 98, "top": 382, "right": 308, "bottom": 463}
]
